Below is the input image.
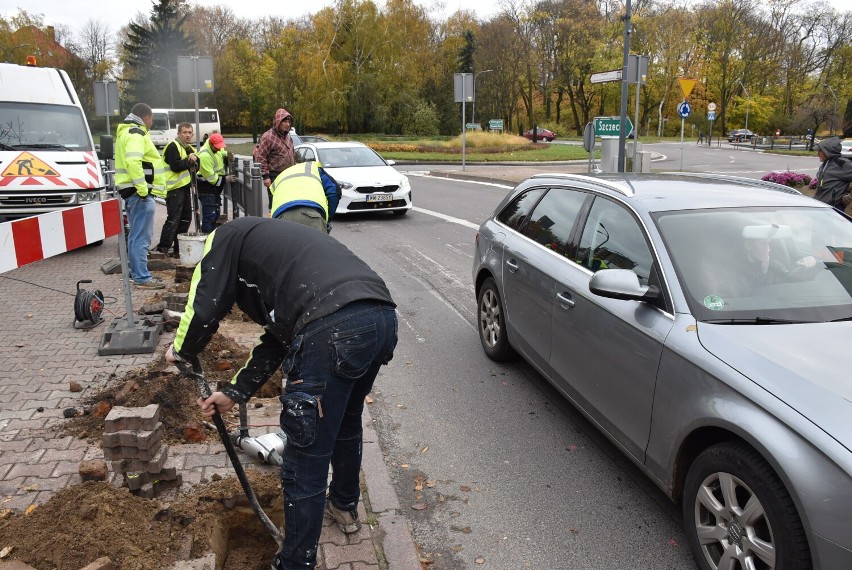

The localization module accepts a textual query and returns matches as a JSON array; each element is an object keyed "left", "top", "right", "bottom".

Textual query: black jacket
[{"left": 172, "top": 216, "right": 395, "bottom": 402}]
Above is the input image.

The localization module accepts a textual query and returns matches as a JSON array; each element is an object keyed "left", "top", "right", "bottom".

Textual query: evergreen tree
[
  {"left": 120, "top": 0, "right": 194, "bottom": 109},
  {"left": 457, "top": 30, "right": 475, "bottom": 73}
]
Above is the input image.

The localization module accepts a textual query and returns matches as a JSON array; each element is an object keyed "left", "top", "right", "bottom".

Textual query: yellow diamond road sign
[{"left": 678, "top": 78, "right": 697, "bottom": 99}]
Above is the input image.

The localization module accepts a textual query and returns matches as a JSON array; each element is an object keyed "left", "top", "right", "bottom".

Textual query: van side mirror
[{"left": 98, "top": 135, "right": 114, "bottom": 160}]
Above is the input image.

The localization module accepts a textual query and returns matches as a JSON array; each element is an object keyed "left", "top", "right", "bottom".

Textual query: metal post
[
  {"left": 617, "top": 0, "right": 633, "bottom": 172},
  {"left": 250, "top": 164, "right": 264, "bottom": 217},
  {"left": 680, "top": 111, "right": 685, "bottom": 172},
  {"left": 735, "top": 79, "right": 750, "bottom": 141},
  {"left": 117, "top": 198, "right": 136, "bottom": 327},
  {"left": 102, "top": 81, "right": 111, "bottom": 134},
  {"left": 824, "top": 83, "right": 838, "bottom": 137},
  {"left": 461, "top": 74, "right": 467, "bottom": 172},
  {"left": 633, "top": 67, "right": 641, "bottom": 172},
  {"left": 473, "top": 69, "right": 493, "bottom": 125},
  {"left": 153, "top": 65, "right": 174, "bottom": 108}
]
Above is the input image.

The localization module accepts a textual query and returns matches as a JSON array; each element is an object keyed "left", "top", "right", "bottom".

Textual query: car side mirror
[
  {"left": 386, "top": 159, "right": 396, "bottom": 166},
  {"left": 589, "top": 269, "right": 660, "bottom": 302},
  {"left": 98, "top": 135, "right": 114, "bottom": 160}
]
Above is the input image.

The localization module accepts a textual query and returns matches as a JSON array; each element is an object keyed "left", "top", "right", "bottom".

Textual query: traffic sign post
[{"left": 678, "top": 101, "right": 692, "bottom": 171}]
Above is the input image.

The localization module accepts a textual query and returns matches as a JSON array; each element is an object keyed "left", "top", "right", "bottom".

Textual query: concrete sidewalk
[{"left": 0, "top": 203, "right": 420, "bottom": 570}]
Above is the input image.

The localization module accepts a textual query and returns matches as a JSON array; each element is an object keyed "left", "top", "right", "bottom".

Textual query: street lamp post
[
  {"left": 153, "top": 64, "right": 174, "bottom": 108},
  {"left": 1, "top": 44, "right": 32, "bottom": 63},
  {"left": 472, "top": 69, "right": 493, "bottom": 126},
  {"left": 824, "top": 83, "right": 838, "bottom": 137},
  {"left": 735, "top": 79, "right": 750, "bottom": 133}
]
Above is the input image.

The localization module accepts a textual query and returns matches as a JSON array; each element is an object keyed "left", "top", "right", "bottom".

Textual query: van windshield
[
  {"left": 0, "top": 102, "right": 93, "bottom": 151},
  {"left": 151, "top": 112, "right": 170, "bottom": 131}
]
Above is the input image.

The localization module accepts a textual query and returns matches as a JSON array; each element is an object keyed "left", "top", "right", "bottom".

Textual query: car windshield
[
  {"left": 316, "top": 146, "right": 386, "bottom": 168},
  {"left": 0, "top": 102, "right": 93, "bottom": 151},
  {"left": 655, "top": 206, "right": 852, "bottom": 322}
]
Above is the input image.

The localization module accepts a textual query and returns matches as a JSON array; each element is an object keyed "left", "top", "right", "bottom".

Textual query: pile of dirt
[{"left": 0, "top": 470, "right": 282, "bottom": 570}]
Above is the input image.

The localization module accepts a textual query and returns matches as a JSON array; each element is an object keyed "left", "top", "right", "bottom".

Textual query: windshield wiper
[
  {"left": 704, "top": 317, "right": 812, "bottom": 325},
  {"left": 0, "top": 143, "right": 16, "bottom": 151},
  {"left": 17, "top": 143, "right": 71, "bottom": 151},
  {"left": 829, "top": 316, "right": 852, "bottom": 322}
]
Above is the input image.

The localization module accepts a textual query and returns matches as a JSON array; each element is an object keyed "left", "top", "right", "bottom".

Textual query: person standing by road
[
  {"left": 269, "top": 161, "right": 341, "bottom": 233},
  {"left": 154, "top": 122, "right": 197, "bottom": 256},
  {"left": 114, "top": 102, "right": 166, "bottom": 289},
  {"left": 255, "top": 108, "right": 296, "bottom": 210},
  {"left": 196, "top": 133, "right": 234, "bottom": 233},
  {"left": 814, "top": 137, "right": 852, "bottom": 212},
  {"left": 165, "top": 216, "right": 397, "bottom": 570}
]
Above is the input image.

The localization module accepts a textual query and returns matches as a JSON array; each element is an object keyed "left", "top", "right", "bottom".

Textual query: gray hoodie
[{"left": 814, "top": 137, "right": 852, "bottom": 210}]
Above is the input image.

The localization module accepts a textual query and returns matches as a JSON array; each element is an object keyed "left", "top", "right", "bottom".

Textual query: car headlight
[
  {"left": 78, "top": 191, "right": 101, "bottom": 203},
  {"left": 340, "top": 181, "right": 354, "bottom": 190},
  {"left": 400, "top": 176, "right": 410, "bottom": 191}
]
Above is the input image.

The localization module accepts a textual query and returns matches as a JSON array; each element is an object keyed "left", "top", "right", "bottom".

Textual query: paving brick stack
[{"left": 103, "top": 404, "right": 182, "bottom": 498}]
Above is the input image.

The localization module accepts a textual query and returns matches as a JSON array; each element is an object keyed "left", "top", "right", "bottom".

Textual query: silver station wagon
[{"left": 473, "top": 173, "right": 852, "bottom": 570}]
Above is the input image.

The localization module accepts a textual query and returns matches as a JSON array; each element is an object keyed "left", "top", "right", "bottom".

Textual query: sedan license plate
[{"left": 366, "top": 193, "right": 393, "bottom": 202}]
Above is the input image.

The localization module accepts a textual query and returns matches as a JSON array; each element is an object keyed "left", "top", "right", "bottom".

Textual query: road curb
[{"left": 361, "top": 406, "right": 421, "bottom": 569}]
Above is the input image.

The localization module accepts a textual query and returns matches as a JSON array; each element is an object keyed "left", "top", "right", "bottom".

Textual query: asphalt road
[{"left": 331, "top": 174, "right": 698, "bottom": 569}]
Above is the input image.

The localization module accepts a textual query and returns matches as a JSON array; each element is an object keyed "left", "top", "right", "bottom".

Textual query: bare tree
[{"left": 78, "top": 19, "right": 115, "bottom": 80}]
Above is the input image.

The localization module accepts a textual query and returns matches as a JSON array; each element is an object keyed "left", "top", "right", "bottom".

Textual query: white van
[
  {"left": 0, "top": 62, "right": 107, "bottom": 221},
  {"left": 149, "top": 108, "right": 221, "bottom": 148}
]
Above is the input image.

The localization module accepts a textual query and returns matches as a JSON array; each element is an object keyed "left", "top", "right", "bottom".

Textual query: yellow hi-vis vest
[
  {"left": 161, "top": 139, "right": 196, "bottom": 195},
  {"left": 269, "top": 162, "right": 329, "bottom": 221},
  {"left": 197, "top": 141, "right": 226, "bottom": 185},
  {"left": 114, "top": 121, "right": 166, "bottom": 198}
]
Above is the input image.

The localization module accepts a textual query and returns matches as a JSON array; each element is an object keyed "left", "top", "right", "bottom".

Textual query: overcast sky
[
  {"left": 2, "top": 0, "right": 489, "bottom": 34},
  {"left": 3, "top": 0, "right": 849, "bottom": 37}
]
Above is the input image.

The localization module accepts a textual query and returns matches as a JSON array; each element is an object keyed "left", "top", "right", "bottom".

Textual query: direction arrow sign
[
  {"left": 594, "top": 116, "right": 634, "bottom": 137},
  {"left": 590, "top": 69, "right": 622, "bottom": 84},
  {"left": 677, "top": 101, "right": 691, "bottom": 119}
]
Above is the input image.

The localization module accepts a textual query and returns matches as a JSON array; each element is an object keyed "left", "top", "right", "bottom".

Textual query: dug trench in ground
[{"left": 1, "top": 292, "right": 287, "bottom": 569}]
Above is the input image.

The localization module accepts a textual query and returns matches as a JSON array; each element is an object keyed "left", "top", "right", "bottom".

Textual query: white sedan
[
  {"left": 294, "top": 141, "right": 412, "bottom": 216},
  {"left": 841, "top": 138, "right": 852, "bottom": 158}
]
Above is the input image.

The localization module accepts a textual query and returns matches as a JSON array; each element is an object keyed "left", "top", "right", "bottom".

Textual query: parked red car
[{"left": 523, "top": 128, "right": 557, "bottom": 142}]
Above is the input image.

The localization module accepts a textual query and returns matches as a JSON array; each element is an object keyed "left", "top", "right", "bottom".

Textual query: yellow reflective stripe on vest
[{"left": 269, "top": 162, "right": 329, "bottom": 221}]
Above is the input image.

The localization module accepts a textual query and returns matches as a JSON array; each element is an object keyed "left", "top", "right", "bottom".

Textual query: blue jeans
[
  {"left": 199, "top": 193, "right": 220, "bottom": 233},
  {"left": 125, "top": 194, "right": 155, "bottom": 283},
  {"left": 273, "top": 300, "right": 397, "bottom": 570}
]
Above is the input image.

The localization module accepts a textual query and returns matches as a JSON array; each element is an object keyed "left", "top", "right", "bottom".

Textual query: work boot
[
  {"left": 133, "top": 277, "right": 166, "bottom": 290},
  {"left": 324, "top": 500, "right": 361, "bottom": 534}
]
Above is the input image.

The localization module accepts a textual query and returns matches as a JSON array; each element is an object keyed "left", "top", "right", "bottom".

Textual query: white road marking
[
  {"left": 407, "top": 172, "right": 514, "bottom": 190},
  {"left": 446, "top": 243, "right": 474, "bottom": 259},
  {"left": 411, "top": 206, "right": 481, "bottom": 230}
]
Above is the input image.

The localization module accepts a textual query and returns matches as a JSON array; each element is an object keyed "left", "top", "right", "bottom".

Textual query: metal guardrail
[{"left": 223, "top": 155, "right": 265, "bottom": 219}]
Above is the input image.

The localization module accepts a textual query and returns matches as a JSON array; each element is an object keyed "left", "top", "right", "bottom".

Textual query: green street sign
[
  {"left": 489, "top": 119, "right": 504, "bottom": 130},
  {"left": 594, "top": 116, "right": 634, "bottom": 137}
]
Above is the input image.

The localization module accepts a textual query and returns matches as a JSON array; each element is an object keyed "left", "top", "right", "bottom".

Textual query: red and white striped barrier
[{"left": 0, "top": 199, "right": 121, "bottom": 273}]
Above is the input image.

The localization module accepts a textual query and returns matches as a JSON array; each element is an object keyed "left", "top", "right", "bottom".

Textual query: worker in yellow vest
[
  {"left": 114, "top": 102, "right": 166, "bottom": 289},
  {"left": 269, "top": 161, "right": 341, "bottom": 233},
  {"left": 154, "top": 122, "right": 197, "bottom": 256},
  {"left": 196, "top": 133, "right": 234, "bottom": 233}
]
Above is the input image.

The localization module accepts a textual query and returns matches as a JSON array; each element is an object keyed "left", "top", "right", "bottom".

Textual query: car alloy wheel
[
  {"left": 683, "top": 442, "right": 811, "bottom": 570},
  {"left": 477, "top": 277, "right": 515, "bottom": 361}
]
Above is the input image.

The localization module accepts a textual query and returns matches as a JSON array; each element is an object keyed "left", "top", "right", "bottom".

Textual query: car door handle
[
  {"left": 506, "top": 259, "right": 519, "bottom": 273},
  {"left": 556, "top": 292, "right": 575, "bottom": 308}
]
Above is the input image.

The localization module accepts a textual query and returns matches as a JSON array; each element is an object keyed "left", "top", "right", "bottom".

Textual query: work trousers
[
  {"left": 125, "top": 194, "right": 155, "bottom": 283},
  {"left": 156, "top": 185, "right": 192, "bottom": 252},
  {"left": 199, "top": 192, "right": 221, "bottom": 234},
  {"left": 272, "top": 300, "right": 397, "bottom": 570}
]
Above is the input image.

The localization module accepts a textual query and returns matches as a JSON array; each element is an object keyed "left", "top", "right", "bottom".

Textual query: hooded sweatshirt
[
  {"left": 814, "top": 137, "right": 852, "bottom": 210},
  {"left": 255, "top": 108, "right": 295, "bottom": 182}
]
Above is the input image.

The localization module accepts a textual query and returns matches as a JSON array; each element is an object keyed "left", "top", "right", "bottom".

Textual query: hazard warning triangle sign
[{"left": 2, "top": 152, "right": 59, "bottom": 177}]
